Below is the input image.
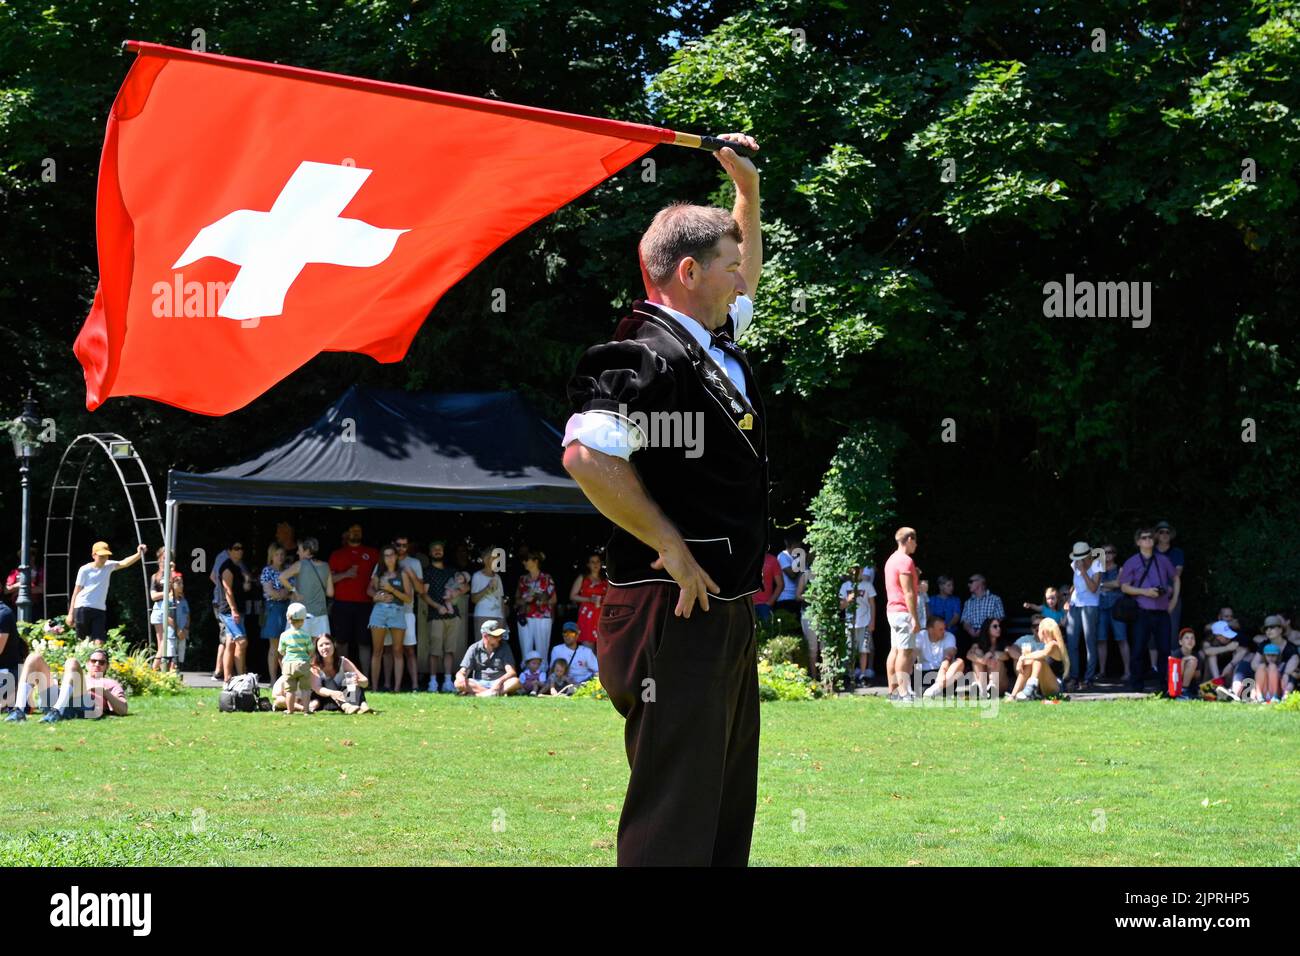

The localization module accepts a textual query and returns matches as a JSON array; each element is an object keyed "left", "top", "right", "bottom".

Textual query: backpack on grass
[{"left": 218, "top": 673, "right": 268, "bottom": 712}]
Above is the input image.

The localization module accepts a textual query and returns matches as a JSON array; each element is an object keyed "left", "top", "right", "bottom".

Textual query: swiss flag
[{"left": 75, "top": 43, "right": 673, "bottom": 415}]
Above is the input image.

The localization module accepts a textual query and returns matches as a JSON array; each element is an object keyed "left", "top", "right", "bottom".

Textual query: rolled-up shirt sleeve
[
  {"left": 563, "top": 339, "right": 677, "bottom": 460},
  {"left": 729, "top": 294, "right": 754, "bottom": 338}
]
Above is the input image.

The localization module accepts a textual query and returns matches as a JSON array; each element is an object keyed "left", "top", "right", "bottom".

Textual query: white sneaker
[
  {"left": 923, "top": 682, "right": 943, "bottom": 699},
  {"left": 1015, "top": 679, "right": 1040, "bottom": 701}
]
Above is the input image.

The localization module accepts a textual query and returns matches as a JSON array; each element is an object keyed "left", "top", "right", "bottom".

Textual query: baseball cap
[
  {"left": 287, "top": 602, "right": 310, "bottom": 621},
  {"left": 92, "top": 541, "right": 113, "bottom": 556},
  {"left": 1178, "top": 627, "right": 1196, "bottom": 640},
  {"left": 1210, "top": 620, "right": 1237, "bottom": 640},
  {"left": 1263, "top": 615, "right": 1284, "bottom": 628},
  {"left": 524, "top": 650, "right": 544, "bottom": 664},
  {"left": 562, "top": 621, "right": 578, "bottom": 634},
  {"left": 480, "top": 619, "right": 507, "bottom": 638}
]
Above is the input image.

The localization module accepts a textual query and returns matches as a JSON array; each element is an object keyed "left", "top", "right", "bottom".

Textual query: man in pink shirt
[
  {"left": 754, "top": 551, "right": 783, "bottom": 626},
  {"left": 883, "top": 527, "right": 920, "bottom": 701}
]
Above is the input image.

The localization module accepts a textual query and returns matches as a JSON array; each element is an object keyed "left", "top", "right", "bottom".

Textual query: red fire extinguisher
[{"left": 1167, "top": 656, "right": 1182, "bottom": 698}]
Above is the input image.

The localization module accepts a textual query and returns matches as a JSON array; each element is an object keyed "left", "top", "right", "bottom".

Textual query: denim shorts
[{"left": 368, "top": 602, "right": 406, "bottom": 630}]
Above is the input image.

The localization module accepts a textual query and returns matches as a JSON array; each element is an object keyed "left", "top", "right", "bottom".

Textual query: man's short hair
[
  {"left": 937, "top": 575, "right": 952, "bottom": 587},
  {"left": 895, "top": 527, "right": 916, "bottom": 544},
  {"left": 927, "top": 616, "right": 947, "bottom": 632},
  {"left": 639, "top": 203, "right": 742, "bottom": 287},
  {"left": 1134, "top": 527, "right": 1155, "bottom": 543}
]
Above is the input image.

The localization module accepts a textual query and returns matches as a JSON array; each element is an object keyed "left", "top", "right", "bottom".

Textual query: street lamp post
[{"left": 9, "top": 392, "right": 41, "bottom": 624}]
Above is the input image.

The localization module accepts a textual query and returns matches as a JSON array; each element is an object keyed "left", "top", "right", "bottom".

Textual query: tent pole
[{"left": 161, "top": 499, "right": 177, "bottom": 666}]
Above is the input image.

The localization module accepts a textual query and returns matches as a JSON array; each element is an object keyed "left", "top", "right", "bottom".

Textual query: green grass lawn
[{"left": 1, "top": 690, "right": 1296, "bottom": 866}]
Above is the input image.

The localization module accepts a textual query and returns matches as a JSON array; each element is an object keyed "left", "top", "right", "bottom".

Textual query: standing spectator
[
  {"left": 515, "top": 549, "right": 557, "bottom": 668},
  {"left": 1064, "top": 541, "right": 1104, "bottom": 691},
  {"left": 278, "top": 538, "right": 333, "bottom": 641},
  {"left": 214, "top": 541, "right": 254, "bottom": 682},
  {"left": 4, "top": 549, "right": 43, "bottom": 609},
  {"left": 208, "top": 541, "right": 252, "bottom": 680},
  {"left": 278, "top": 603, "right": 316, "bottom": 716},
  {"left": 917, "top": 616, "right": 964, "bottom": 699},
  {"left": 927, "top": 576, "right": 962, "bottom": 648},
  {"left": 261, "top": 543, "right": 292, "bottom": 683},
  {"left": 754, "top": 550, "right": 783, "bottom": 627},
  {"left": 274, "top": 521, "right": 299, "bottom": 565},
  {"left": 421, "top": 540, "right": 465, "bottom": 694},
  {"left": 393, "top": 535, "right": 426, "bottom": 687},
  {"left": 368, "top": 545, "right": 416, "bottom": 692},
  {"left": 884, "top": 528, "right": 921, "bottom": 702},
  {"left": 455, "top": 619, "right": 520, "bottom": 696},
  {"left": 1154, "top": 520, "right": 1185, "bottom": 649},
  {"left": 774, "top": 535, "right": 804, "bottom": 615},
  {"left": 966, "top": 617, "right": 1008, "bottom": 697},
  {"left": 328, "top": 524, "right": 379, "bottom": 672},
  {"left": 1118, "top": 528, "right": 1179, "bottom": 691},
  {"left": 839, "top": 564, "right": 876, "bottom": 688},
  {"left": 549, "top": 622, "right": 599, "bottom": 686},
  {"left": 470, "top": 546, "right": 506, "bottom": 642},
  {"left": 148, "top": 548, "right": 183, "bottom": 671},
  {"left": 65, "top": 541, "right": 147, "bottom": 644},
  {"left": 960, "top": 574, "right": 1006, "bottom": 645},
  {"left": 1096, "top": 543, "right": 1128, "bottom": 684},
  {"left": 569, "top": 552, "right": 609, "bottom": 649},
  {"left": 797, "top": 556, "right": 819, "bottom": 673},
  {"left": 452, "top": 542, "right": 473, "bottom": 654}
]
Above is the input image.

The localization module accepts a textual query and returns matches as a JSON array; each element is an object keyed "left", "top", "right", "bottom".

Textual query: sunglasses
[
  {"left": 88, "top": 657, "right": 108, "bottom": 665},
  {"left": 1138, "top": 535, "right": 1154, "bottom": 541}
]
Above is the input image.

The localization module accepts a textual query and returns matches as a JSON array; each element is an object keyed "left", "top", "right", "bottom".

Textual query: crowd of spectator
[{"left": 771, "top": 521, "right": 1297, "bottom": 703}]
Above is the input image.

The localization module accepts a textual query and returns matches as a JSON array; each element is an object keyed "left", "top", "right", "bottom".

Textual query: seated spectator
[
  {"left": 1023, "top": 586, "right": 1065, "bottom": 627},
  {"left": 1009, "top": 618, "right": 1068, "bottom": 700},
  {"left": 1227, "top": 617, "right": 1276, "bottom": 701},
  {"left": 1256, "top": 643, "right": 1284, "bottom": 703},
  {"left": 310, "top": 634, "right": 371, "bottom": 714},
  {"left": 546, "top": 658, "right": 576, "bottom": 696},
  {"left": 5, "top": 647, "right": 127, "bottom": 723},
  {"left": 455, "top": 619, "right": 520, "bottom": 697},
  {"left": 1279, "top": 617, "right": 1300, "bottom": 698},
  {"left": 917, "top": 616, "right": 965, "bottom": 699},
  {"left": 549, "top": 621, "right": 599, "bottom": 685},
  {"left": 0, "top": 600, "right": 25, "bottom": 698},
  {"left": 1201, "top": 619, "right": 1241, "bottom": 680},
  {"left": 518, "top": 651, "right": 547, "bottom": 696},
  {"left": 966, "top": 616, "right": 1009, "bottom": 697},
  {"left": 1175, "top": 628, "right": 1200, "bottom": 698}
]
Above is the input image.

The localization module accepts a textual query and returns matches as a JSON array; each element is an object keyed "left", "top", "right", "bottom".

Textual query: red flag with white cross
[{"left": 74, "top": 42, "right": 692, "bottom": 415}]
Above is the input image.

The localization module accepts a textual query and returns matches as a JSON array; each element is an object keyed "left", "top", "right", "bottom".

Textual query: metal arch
[{"left": 41, "top": 433, "right": 165, "bottom": 623}]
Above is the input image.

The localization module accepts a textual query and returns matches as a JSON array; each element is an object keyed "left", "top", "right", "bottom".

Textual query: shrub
[
  {"left": 758, "top": 634, "right": 803, "bottom": 665},
  {"left": 757, "top": 659, "right": 817, "bottom": 701}
]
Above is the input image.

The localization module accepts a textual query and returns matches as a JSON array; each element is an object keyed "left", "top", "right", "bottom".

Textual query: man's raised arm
[
  {"left": 713, "top": 132, "right": 761, "bottom": 296},
  {"left": 562, "top": 443, "right": 717, "bottom": 618}
]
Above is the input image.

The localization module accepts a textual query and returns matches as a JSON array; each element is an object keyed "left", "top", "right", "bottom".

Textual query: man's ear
[{"left": 677, "top": 256, "right": 699, "bottom": 289}]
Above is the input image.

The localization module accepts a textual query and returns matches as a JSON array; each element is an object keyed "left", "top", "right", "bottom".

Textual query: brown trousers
[{"left": 597, "top": 583, "right": 760, "bottom": 866}]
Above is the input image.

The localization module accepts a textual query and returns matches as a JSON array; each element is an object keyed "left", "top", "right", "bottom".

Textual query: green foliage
[
  {"left": 569, "top": 677, "right": 609, "bottom": 701},
  {"left": 16, "top": 619, "right": 184, "bottom": 697},
  {"left": 758, "top": 633, "right": 802, "bottom": 665},
  {"left": 756, "top": 658, "right": 816, "bottom": 701},
  {"left": 805, "top": 424, "right": 898, "bottom": 688}
]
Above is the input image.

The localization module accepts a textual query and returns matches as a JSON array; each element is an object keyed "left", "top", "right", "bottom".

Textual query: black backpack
[{"left": 218, "top": 673, "right": 268, "bottom": 712}]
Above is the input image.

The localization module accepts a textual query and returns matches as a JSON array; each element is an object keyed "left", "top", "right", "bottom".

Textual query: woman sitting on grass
[
  {"left": 1009, "top": 617, "right": 1068, "bottom": 700},
  {"left": 310, "top": 634, "right": 371, "bottom": 714},
  {"left": 966, "top": 616, "right": 1009, "bottom": 697}
]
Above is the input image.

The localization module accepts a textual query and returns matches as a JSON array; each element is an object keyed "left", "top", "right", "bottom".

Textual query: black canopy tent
[{"left": 159, "top": 386, "right": 595, "bottom": 625}]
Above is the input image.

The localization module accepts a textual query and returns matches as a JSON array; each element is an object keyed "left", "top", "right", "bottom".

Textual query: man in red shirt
[
  {"left": 328, "top": 524, "right": 379, "bottom": 670},
  {"left": 883, "top": 527, "right": 921, "bottom": 702},
  {"left": 754, "top": 551, "right": 783, "bottom": 627}
]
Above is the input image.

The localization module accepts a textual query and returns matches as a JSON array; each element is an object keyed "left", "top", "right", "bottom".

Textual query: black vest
[{"left": 567, "top": 301, "right": 769, "bottom": 600}]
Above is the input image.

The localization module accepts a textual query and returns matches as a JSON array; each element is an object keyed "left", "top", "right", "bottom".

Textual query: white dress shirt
[{"left": 562, "top": 295, "right": 753, "bottom": 460}]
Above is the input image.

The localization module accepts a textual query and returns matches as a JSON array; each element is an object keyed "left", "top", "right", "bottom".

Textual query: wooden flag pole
[{"left": 671, "top": 131, "right": 758, "bottom": 158}]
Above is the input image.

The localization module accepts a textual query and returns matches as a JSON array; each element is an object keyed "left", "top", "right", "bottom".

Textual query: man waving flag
[{"left": 74, "top": 42, "right": 744, "bottom": 415}]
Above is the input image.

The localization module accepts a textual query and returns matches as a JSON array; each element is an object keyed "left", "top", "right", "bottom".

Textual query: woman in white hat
[{"left": 1066, "top": 541, "right": 1104, "bottom": 691}]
